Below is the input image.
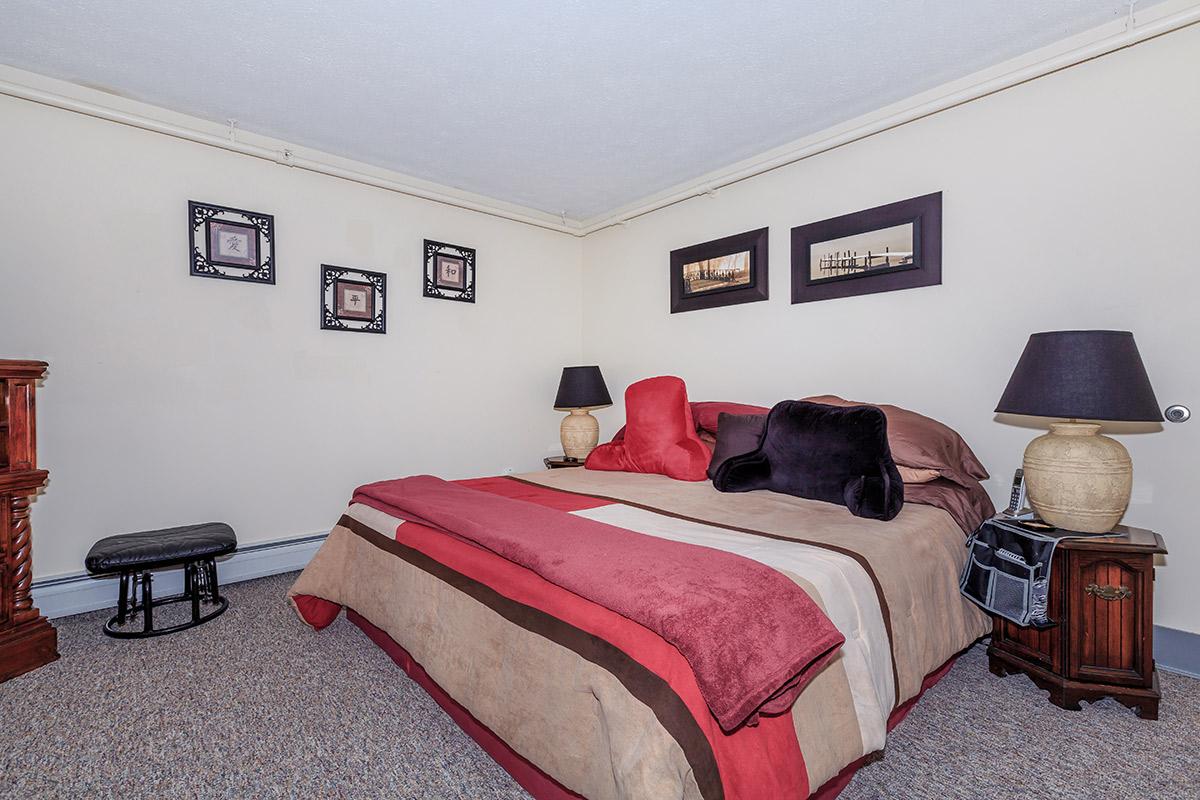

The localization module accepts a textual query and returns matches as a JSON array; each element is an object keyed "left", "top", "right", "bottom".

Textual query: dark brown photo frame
[
  {"left": 791, "top": 192, "right": 941, "bottom": 304},
  {"left": 670, "top": 227, "right": 769, "bottom": 314}
]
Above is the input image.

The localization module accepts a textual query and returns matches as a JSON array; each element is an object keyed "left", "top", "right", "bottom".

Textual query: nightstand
[
  {"left": 544, "top": 456, "right": 585, "bottom": 469},
  {"left": 987, "top": 523, "right": 1166, "bottom": 719}
]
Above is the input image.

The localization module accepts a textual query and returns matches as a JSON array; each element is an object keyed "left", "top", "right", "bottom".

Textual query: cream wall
[
  {"left": 0, "top": 93, "right": 582, "bottom": 578},
  {"left": 3, "top": 21, "right": 1197, "bottom": 634},
  {"left": 579, "top": 25, "right": 1200, "bottom": 633}
]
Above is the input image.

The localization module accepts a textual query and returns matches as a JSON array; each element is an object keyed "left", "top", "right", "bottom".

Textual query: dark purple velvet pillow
[
  {"left": 706, "top": 412, "right": 767, "bottom": 481},
  {"left": 713, "top": 401, "right": 904, "bottom": 521}
]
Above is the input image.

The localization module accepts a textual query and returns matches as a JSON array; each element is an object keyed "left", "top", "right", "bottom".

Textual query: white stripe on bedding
[
  {"left": 347, "top": 502, "right": 405, "bottom": 534},
  {"left": 572, "top": 503, "right": 894, "bottom": 755}
]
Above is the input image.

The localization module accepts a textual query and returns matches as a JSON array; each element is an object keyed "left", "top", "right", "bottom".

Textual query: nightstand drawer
[{"left": 1067, "top": 550, "right": 1153, "bottom": 687}]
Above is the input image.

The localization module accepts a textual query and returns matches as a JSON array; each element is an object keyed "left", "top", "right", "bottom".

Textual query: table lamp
[
  {"left": 995, "top": 330, "right": 1161, "bottom": 533},
  {"left": 554, "top": 366, "right": 612, "bottom": 461}
]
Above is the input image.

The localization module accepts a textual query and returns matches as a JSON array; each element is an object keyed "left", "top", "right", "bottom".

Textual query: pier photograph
[{"left": 809, "top": 222, "right": 914, "bottom": 282}]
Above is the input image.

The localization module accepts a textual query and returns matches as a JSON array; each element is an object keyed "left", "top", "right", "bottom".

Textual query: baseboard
[
  {"left": 32, "top": 536, "right": 1200, "bottom": 676},
  {"left": 30, "top": 531, "right": 329, "bottom": 620},
  {"left": 1155, "top": 625, "right": 1200, "bottom": 679}
]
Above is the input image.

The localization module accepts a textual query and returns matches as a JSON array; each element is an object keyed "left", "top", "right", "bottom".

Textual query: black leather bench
[{"left": 85, "top": 523, "right": 237, "bottom": 638}]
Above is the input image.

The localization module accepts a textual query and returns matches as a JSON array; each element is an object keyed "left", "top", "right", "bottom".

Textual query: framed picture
[
  {"left": 670, "top": 227, "right": 769, "bottom": 313},
  {"left": 321, "top": 264, "right": 386, "bottom": 333},
  {"left": 423, "top": 240, "right": 476, "bottom": 303},
  {"left": 189, "top": 201, "right": 275, "bottom": 284},
  {"left": 790, "top": 192, "right": 941, "bottom": 304}
]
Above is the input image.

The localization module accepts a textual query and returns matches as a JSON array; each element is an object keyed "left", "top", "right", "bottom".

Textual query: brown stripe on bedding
[
  {"left": 336, "top": 513, "right": 725, "bottom": 800},
  {"left": 504, "top": 475, "right": 903, "bottom": 708}
]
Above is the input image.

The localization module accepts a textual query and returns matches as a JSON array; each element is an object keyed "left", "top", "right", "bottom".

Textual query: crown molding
[
  {"left": 577, "top": 0, "right": 1200, "bottom": 235},
  {"left": 0, "top": 63, "right": 582, "bottom": 237},
  {"left": 2, "top": 0, "right": 1198, "bottom": 239}
]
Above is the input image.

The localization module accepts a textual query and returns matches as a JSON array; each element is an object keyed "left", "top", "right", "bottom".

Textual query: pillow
[
  {"left": 609, "top": 401, "right": 769, "bottom": 447},
  {"left": 585, "top": 376, "right": 711, "bottom": 481},
  {"left": 897, "top": 466, "right": 940, "bottom": 484},
  {"left": 690, "top": 401, "right": 770, "bottom": 436},
  {"left": 706, "top": 412, "right": 767, "bottom": 480},
  {"left": 803, "top": 395, "right": 988, "bottom": 488},
  {"left": 713, "top": 401, "right": 904, "bottom": 521}
]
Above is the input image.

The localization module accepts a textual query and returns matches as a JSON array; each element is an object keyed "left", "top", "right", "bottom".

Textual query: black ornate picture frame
[
  {"left": 791, "top": 192, "right": 941, "bottom": 304},
  {"left": 321, "top": 265, "right": 387, "bottom": 334},
  {"left": 669, "top": 227, "right": 769, "bottom": 313},
  {"left": 423, "top": 240, "right": 476, "bottom": 303},
  {"left": 189, "top": 200, "right": 275, "bottom": 284}
]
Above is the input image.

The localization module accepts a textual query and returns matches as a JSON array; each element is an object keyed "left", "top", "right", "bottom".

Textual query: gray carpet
[{"left": 1, "top": 573, "right": 1197, "bottom": 799}]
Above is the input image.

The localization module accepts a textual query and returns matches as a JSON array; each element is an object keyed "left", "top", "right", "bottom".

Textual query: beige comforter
[{"left": 289, "top": 469, "right": 988, "bottom": 799}]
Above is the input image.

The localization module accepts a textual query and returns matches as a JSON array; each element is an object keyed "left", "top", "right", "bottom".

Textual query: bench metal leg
[
  {"left": 142, "top": 572, "right": 153, "bottom": 633},
  {"left": 116, "top": 571, "right": 129, "bottom": 626},
  {"left": 102, "top": 558, "right": 229, "bottom": 639},
  {"left": 189, "top": 562, "right": 201, "bottom": 623},
  {"left": 206, "top": 558, "right": 220, "bottom": 604}
]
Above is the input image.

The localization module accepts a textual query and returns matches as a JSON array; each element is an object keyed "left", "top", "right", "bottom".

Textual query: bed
[{"left": 288, "top": 465, "right": 990, "bottom": 800}]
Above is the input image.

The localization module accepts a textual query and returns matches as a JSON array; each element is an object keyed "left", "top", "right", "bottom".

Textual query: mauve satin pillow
[
  {"left": 802, "top": 395, "right": 989, "bottom": 487},
  {"left": 706, "top": 413, "right": 767, "bottom": 481}
]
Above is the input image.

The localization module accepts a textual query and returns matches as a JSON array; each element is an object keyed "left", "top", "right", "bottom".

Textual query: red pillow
[
  {"left": 585, "top": 376, "right": 710, "bottom": 481},
  {"left": 690, "top": 401, "right": 770, "bottom": 435}
]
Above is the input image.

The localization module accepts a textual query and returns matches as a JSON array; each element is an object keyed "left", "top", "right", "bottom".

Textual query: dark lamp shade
[
  {"left": 554, "top": 365, "right": 612, "bottom": 409},
  {"left": 995, "top": 330, "right": 1162, "bottom": 422}
]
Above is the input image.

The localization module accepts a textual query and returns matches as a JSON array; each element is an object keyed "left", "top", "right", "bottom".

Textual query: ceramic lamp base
[
  {"left": 1023, "top": 422, "right": 1132, "bottom": 533},
  {"left": 560, "top": 408, "right": 599, "bottom": 461}
]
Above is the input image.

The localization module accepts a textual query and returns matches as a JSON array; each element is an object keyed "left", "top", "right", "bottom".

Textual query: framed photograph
[
  {"left": 670, "top": 227, "right": 768, "bottom": 313},
  {"left": 435, "top": 253, "right": 467, "bottom": 290},
  {"left": 791, "top": 192, "right": 941, "bottom": 304},
  {"left": 321, "top": 265, "right": 386, "bottom": 333},
  {"left": 424, "top": 240, "right": 476, "bottom": 303},
  {"left": 189, "top": 200, "right": 275, "bottom": 284}
]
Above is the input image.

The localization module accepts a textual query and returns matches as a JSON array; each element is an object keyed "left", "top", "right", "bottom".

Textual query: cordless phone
[{"left": 1003, "top": 468, "right": 1027, "bottom": 517}]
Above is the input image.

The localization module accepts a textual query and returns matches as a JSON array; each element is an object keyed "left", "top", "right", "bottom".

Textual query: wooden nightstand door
[{"left": 1067, "top": 550, "right": 1153, "bottom": 687}]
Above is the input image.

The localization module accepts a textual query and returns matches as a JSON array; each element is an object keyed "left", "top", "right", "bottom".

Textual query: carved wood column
[{"left": 9, "top": 495, "right": 35, "bottom": 624}]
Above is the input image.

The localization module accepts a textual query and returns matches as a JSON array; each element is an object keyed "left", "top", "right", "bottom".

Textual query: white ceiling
[{"left": 0, "top": 1, "right": 1151, "bottom": 221}]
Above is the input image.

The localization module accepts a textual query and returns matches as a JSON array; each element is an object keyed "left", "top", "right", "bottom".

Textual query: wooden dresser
[
  {"left": 988, "top": 524, "right": 1165, "bottom": 719},
  {"left": 0, "top": 360, "right": 58, "bottom": 682}
]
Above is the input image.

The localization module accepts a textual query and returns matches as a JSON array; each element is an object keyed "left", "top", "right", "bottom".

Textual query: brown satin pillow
[{"left": 802, "top": 395, "right": 989, "bottom": 488}]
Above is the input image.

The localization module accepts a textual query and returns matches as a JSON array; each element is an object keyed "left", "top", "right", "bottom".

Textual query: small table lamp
[
  {"left": 554, "top": 366, "right": 612, "bottom": 461},
  {"left": 995, "top": 330, "right": 1162, "bottom": 533}
]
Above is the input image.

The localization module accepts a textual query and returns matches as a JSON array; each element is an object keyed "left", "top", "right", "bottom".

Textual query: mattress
[{"left": 289, "top": 468, "right": 989, "bottom": 799}]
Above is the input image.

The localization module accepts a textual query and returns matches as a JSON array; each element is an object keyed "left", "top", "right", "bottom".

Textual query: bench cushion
[{"left": 85, "top": 523, "right": 237, "bottom": 573}]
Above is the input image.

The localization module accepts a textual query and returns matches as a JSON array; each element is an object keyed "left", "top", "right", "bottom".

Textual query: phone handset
[{"left": 1003, "top": 468, "right": 1028, "bottom": 517}]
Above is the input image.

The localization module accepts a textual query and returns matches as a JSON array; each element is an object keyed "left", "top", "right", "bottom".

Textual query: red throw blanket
[{"left": 353, "top": 475, "right": 845, "bottom": 731}]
